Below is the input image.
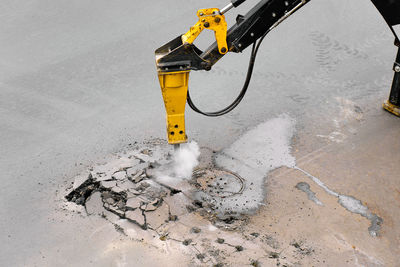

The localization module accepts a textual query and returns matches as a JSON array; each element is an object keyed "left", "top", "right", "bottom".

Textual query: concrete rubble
[
  {"left": 63, "top": 112, "right": 390, "bottom": 266},
  {"left": 65, "top": 139, "right": 318, "bottom": 266}
]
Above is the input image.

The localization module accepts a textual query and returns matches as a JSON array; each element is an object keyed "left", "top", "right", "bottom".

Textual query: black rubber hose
[{"left": 187, "top": 30, "right": 269, "bottom": 117}]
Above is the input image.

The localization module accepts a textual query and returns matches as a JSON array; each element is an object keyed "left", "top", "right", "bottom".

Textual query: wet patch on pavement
[
  {"left": 296, "top": 167, "right": 383, "bottom": 237},
  {"left": 295, "top": 182, "right": 324, "bottom": 206}
]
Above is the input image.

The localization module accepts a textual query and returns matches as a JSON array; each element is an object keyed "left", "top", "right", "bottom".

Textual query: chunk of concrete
[
  {"left": 85, "top": 192, "right": 103, "bottom": 215},
  {"left": 145, "top": 203, "right": 170, "bottom": 229},
  {"left": 164, "top": 192, "right": 190, "bottom": 216},
  {"left": 112, "top": 171, "right": 126, "bottom": 180},
  {"left": 91, "top": 172, "right": 112, "bottom": 182},
  {"left": 101, "top": 180, "right": 116, "bottom": 189},
  {"left": 116, "top": 180, "right": 136, "bottom": 191},
  {"left": 127, "top": 163, "right": 149, "bottom": 178},
  {"left": 126, "top": 209, "right": 145, "bottom": 226},
  {"left": 126, "top": 197, "right": 142, "bottom": 209},
  {"left": 73, "top": 172, "right": 92, "bottom": 189}
]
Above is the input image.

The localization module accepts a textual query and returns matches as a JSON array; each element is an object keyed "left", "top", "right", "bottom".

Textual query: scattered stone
[
  {"left": 140, "top": 149, "right": 152, "bottom": 156},
  {"left": 125, "top": 209, "right": 145, "bottom": 226},
  {"left": 186, "top": 205, "right": 197, "bottom": 213},
  {"left": 144, "top": 199, "right": 159, "bottom": 211},
  {"left": 216, "top": 238, "right": 225, "bottom": 244},
  {"left": 130, "top": 170, "right": 144, "bottom": 183},
  {"left": 235, "top": 245, "right": 244, "bottom": 252},
  {"left": 85, "top": 192, "right": 103, "bottom": 215},
  {"left": 182, "top": 239, "right": 192, "bottom": 246},
  {"left": 169, "top": 214, "right": 178, "bottom": 221},
  {"left": 111, "top": 186, "right": 125, "bottom": 193},
  {"left": 196, "top": 253, "right": 205, "bottom": 260},
  {"left": 269, "top": 252, "right": 279, "bottom": 258},
  {"left": 91, "top": 172, "right": 111, "bottom": 182},
  {"left": 290, "top": 241, "right": 314, "bottom": 255},
  {"left": 136, "top": 181, "right": 150, "bottom": 192},
  {"left": 101, "top": 180, "right": 116, "bottom": 189},
  {"left": 116, "top": 180, "right": 136, "bottom": 191},
  {"left": 250, "top": 232, "right": 259, "bottom": 238},
  {"left": 126, "top": 198, "right": 142, "bottom": 209},
  {"left": 250, "top": 260, "right": 260, "bottom": 267},
  {"left": 127, "top": 163, "right": 149, "bottom": 178},
  {"left": 112, "top": 171, "right": 126, "bottom": 180},
  {"left": 128, "top": 189, "right": 141, "bottom": 196},
  {"left": 191, "top": 227, "right": 201, "bottom": 234},
  {"left": 114, "top": 224, "right": 125, "bottom": 235},
  {"left": 264, "top": 235, "right": 280, "bottom": 249}
]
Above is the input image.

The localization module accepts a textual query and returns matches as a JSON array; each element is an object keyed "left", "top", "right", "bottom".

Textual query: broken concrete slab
[
  {"left": 112, "top": 171, "right": 126, "bottom": 180},
  {"left": 100, "top": 180, "right": 116, "bottom": 189},
  {"left": 145, "top": 202, "right": 169, "bottom": 229},
  {"left": 126, "top": 198, "right": 142, "bottom": 210},
  {"left": 164, "top": 192, "right": 190, "bottom": 217},
  {"left": 73, "top": 172, "right": 92, "bottom": 190},
  {"left": 116, "top": 180, "right": 136, "bottom": 191},
  {"left": 85, "top": 192, "right": 103, "bottom": 215},
  {"left": 91, "top": 172, "right": 112, "bottom": 182},
  {"left": 125, "top": 209, "right": 145, "bottom": 226}
]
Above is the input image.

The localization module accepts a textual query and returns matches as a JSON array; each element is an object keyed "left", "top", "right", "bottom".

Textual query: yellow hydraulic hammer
[
  {"left": 157, "top": 71, "right": 190, "bottom": 144},
  {"left": 156, "top": 8, "right": 228, "bottom": 144}
]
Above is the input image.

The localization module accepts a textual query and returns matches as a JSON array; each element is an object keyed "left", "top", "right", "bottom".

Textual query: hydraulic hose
[{"left": 187, "top": 30, "right": 269, "bottom": 117}]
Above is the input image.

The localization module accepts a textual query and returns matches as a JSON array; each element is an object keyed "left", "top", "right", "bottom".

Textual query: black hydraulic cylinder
[
  {"left": 232, "top": 0, "right": 247, "bottom": 7},
  {"left": 388, "top": 46, "right": 400, "bottom": 106}
]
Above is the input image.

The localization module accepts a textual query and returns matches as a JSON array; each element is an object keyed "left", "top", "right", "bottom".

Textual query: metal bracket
[{"left": 181, "top": 8, "right": 228, "bottom": 55}]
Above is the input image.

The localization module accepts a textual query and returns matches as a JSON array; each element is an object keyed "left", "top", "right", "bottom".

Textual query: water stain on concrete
[
  {"left": 295, "top": 167, "right": 383, "bottom": 237},
  {"left": 295, "top": 182, "right": 324, "bottom": 206}
]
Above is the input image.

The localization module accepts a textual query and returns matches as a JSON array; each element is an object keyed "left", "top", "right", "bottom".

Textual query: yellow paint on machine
[
  {"left": 181, "top": 8, "right": 228, "bottom": 55},
  {"left": 158, "top": 71, "right": 190, "bottom": 144},
  {"left": 383, "top": 100, "right": 400, "bottom": 117}
]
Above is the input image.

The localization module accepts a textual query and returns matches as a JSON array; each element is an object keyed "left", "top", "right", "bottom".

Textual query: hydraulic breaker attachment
[
  {"left": 155, "top": 0, "right": 311, "bottom": 144},
  {"left": 155, "top": 8, "right": 228, "bottom": 144},
  {"left": 157, "top": 71, "right": 190, "bottom": 144}
]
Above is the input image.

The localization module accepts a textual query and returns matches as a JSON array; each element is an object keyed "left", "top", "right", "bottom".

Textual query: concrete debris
[
  {"left": 164, "top": 192, "right": 190, "bottom": 217},
  {"left": 73, "top": 172, "right": 92, "bottom": 190},
  {"left": 85, "top": 192, "right": 103, "bottom": 215},
  {"left": 126, "top": 198, "right": 142, "bottom": 209},
  {"left": 145, "top": 202, "right": 169, "bottom": 229},
  {"left": 112, "top": 171, "right": 126, "bottom": 180},
  {"left": 126, "top": 209, "right": 145, "bottom": 226},
  {"left": 101, "top": 180, "right": 116, "bottom": 189}
]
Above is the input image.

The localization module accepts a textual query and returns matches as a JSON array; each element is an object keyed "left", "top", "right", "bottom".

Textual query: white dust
[{"left": 155, "top": 141, "right": 200, "bottom": 186}]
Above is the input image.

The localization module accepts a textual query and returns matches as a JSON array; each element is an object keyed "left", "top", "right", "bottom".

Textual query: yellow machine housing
[{"left": 157, "top": 71, "right": 190, "bottom": 144}]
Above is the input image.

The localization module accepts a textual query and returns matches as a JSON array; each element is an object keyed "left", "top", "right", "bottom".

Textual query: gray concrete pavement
[{"left": 1, "top": 0, "right": 399, "bottom": 266}]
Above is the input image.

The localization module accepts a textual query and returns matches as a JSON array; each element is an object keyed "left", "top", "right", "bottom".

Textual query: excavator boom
[{"left": 155, "top": 0, "right": 400, "bottom": 144}]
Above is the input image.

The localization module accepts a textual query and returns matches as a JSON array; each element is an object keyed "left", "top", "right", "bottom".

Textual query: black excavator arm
[{"left": 155, "top": 0, "right": 400, "bottom": 144}]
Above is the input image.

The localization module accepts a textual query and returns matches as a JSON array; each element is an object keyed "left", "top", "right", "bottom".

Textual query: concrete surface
[{"left": 1, "top": 0, "right": 400, "bottom": 266}]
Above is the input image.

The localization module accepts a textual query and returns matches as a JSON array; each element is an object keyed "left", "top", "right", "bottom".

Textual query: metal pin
[{"left": 174, "top": 144, "right": 180, "bottom": 151}]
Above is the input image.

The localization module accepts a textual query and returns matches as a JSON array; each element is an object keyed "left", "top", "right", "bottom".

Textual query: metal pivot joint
[{"left": 182, "top": 8, "right": 228, "bottom": 55}]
